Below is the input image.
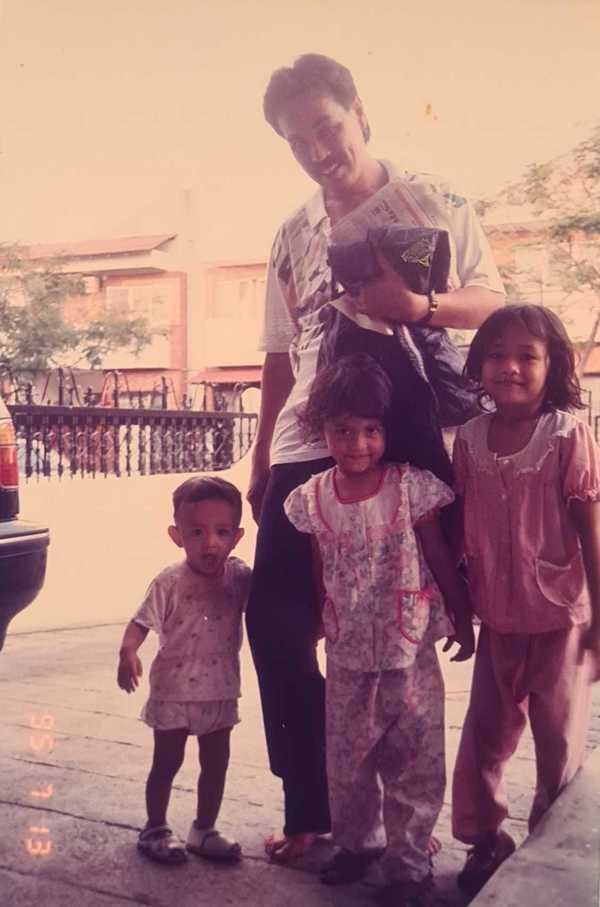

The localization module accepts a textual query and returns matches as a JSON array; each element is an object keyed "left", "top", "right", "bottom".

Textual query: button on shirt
[
  {"left": 284, "top": 464, "right": 455, "bottom": 671},
  {"left": 454, "top": 411, "right": 600, "bottom": 633},
  {"left": 132, "top": 557, "right": 252, "bottom": 701}
]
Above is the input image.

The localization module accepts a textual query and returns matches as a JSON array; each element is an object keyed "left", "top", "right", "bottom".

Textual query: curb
[{"left": 471, "top": 745, "right": 600, "bottom": 906}]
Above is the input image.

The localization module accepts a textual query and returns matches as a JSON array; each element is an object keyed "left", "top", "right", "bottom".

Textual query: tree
[
  {"left": 0, "top": 245, "right": 154, "bottom": 379},
  {"left": 488, "top": 123, "right": 600, "bottom": 372}
]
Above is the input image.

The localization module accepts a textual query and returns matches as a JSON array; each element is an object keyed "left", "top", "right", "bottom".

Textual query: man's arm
[
  {"left": 357, "top": 253, "right": 503, "bottom": 329},
  {"left": 247, "top": 351, "right": 295, "bottom": 522}
]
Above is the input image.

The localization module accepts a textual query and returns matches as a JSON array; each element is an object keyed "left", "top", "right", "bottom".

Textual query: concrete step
[{"left": 471, "top": 745, "right": 600, "bottom": 906}]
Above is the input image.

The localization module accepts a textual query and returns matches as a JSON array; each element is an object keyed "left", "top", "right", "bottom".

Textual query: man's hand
[
  {"left": 354, "top": 250, "right": 429, "bottom": 323},
  {"left": 247, "top": 451, "right": 270, "bottom": 523},
  {"left": 117, "top": 649, "right": 143, "bottom": 693}
]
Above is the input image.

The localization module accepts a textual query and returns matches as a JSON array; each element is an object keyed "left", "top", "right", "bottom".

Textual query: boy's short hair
[{"left": 172, "top": 476, "right": 242, "bottom": 526}]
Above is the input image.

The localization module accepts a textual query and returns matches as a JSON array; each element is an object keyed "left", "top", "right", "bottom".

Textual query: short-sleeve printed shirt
[
  {"left": 132, "top": 557, "right": 252, "bottom": 701},
  {"left": 261, "top": 162, "right": 505, "bottom": 466},
  {"left": 284, "top": 464, "right": 455, "bottom": 671}
]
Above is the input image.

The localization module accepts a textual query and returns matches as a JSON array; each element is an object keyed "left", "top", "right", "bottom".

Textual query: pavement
[
  {"left": 4, "top": 464, "right": 600, "bottom": 905},
  {"left": 2, "top": 622, "right": 599, "bottom": 907}
]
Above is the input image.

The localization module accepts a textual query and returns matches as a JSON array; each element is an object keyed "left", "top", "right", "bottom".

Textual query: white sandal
[
  {"left": 186, "top": 822, "right": 241, "bottom": 862},
  {"left": 137, "top": 825, "right": 187, "bottom": 865}
]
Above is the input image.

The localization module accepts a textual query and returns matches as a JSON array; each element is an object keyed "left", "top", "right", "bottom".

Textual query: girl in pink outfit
[
  {"left": 284, "top": 353, "right": 474, "bottom": 907},
  {"left": 451, "top": 304, "right": 600, "bottom": 897}
]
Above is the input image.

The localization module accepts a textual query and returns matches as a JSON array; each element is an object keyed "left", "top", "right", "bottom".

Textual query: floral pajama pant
[{"left": 326, "top": 644, "right": 445, "bottom": 883}]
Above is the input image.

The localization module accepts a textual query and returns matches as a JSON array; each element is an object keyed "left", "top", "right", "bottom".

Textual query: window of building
[
  {"left": 210, "top": 277, "right": 266, "bottom": 320},
  {"left": 106, "top": 283, "right": 171, "bottom": 327}
]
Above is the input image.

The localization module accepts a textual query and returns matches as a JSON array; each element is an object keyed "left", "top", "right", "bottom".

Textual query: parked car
[{"left": 0, "top": 397, "right": 50, "bottom": 649}]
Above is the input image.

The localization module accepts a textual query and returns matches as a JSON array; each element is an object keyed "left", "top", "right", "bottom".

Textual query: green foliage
[
  {"left": 0, "top": 245, "right": 155, "bottom": 377},
  {"left": 488, "top": 123, "right": 600, "bottom": 360},
  {"left": 549, "top": 214, "right": 600, "bottom": 240},
  {"left": 496, "top": 262, "right": 525, "bottom": 303},
  {"left": 521, "top": 161, "right": 555, "bottom": 213},
  {"left": 521, "top": 124, "right": 600, "bottom": 221}
]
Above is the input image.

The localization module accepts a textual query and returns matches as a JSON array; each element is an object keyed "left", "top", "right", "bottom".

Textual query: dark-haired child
[
  {"left": 117, "top": 476, "right": 251, "bottom": 865},
  {"left": 451, "top": 304, "right": 600, "bottom": 895},
  {"left": 284, "top": 352, "right": 474, "bottom": 907}
]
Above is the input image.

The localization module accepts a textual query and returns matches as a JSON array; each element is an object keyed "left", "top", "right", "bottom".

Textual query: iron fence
[{"left": 8, "top": 403, "right": 257, "bottom": 479}]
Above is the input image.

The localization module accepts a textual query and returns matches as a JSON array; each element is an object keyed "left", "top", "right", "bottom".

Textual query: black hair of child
[
  {"left": 465, "top": 304, "right": 584, "bottom": 412},
  {"left": 172, "top": 476, "right": 242, "bottom": 526},
  {"left": 299, "top": 353, "right": 393, "bottom": 442}
]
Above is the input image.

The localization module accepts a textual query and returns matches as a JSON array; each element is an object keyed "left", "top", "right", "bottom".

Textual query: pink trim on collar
[{"left": 332, "top": 465, "right": 387, "bottom": 504}]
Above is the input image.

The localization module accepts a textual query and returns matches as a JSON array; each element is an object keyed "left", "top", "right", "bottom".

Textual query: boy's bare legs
[
  {"left": 188, "top": 726, "right": 241, "bottom": 860},
  {"left": 196, "top": 727, "right": 231, "bottom": 828},
  {"left": 146, "top": 728, "right": 188, "bottom": 828}
]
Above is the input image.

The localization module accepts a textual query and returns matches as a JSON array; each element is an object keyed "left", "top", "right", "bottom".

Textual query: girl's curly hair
[
  {"left": 465, "top": 304, "right": 584, "bottom": 411},
  {"left": 298, "top": 353, "right": 392, "bottom": 442}
]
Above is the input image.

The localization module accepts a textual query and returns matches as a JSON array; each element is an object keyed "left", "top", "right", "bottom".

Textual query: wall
[
  {"left": 62, "top": 270, "right": 188, "bottom": 402},
  {"left": 189, "top": 262, "right": 266, "bottom": 370},
  {"left": 9, "top": 456, "right": 256, "bottom": 635}
]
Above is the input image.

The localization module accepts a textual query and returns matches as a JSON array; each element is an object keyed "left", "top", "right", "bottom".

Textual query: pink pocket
[
  {"left": 534, "top": 554, "right": 585, "bottom": 607},
  {"left": 397, "top": 588, "right": 434, "bottom": 644}
]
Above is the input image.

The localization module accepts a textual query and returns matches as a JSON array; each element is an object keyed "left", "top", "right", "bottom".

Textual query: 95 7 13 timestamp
[{"left": 26, "top": 713, "right": 55, "bottom": 858}]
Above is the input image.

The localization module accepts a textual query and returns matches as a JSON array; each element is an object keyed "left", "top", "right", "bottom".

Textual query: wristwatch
[{"left": 414, "top": 289, "right": 439, "bottom": 326}]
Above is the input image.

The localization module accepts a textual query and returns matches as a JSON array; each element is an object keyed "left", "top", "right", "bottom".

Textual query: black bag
[
  {"left": 327, "top": 225, "right": 478, "bottom": 429},
  {"left": 318, "top": 301, "right": 454, "bottom": 486},
  {"left": 328, "top": 225, "right": 451, "bottom": 297}
]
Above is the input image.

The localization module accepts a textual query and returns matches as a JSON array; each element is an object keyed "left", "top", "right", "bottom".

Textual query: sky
[{"left": 1, "top": 0, "right": 599, "bottom": 261}]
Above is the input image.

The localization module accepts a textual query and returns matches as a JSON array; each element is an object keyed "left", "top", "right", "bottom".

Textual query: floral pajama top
[{"left": 284, "top": 463, "right": 454, "bottom": 671}]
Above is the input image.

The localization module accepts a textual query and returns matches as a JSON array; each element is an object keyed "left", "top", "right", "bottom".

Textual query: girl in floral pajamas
[{"left": 284, "top": 353, "right": 474, "bottom": 907}]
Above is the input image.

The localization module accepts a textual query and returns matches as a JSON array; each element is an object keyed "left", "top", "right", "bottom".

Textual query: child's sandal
[
  {"left": 137, "top": 825, "right": 187, "bottom": 865},
  {"left": 186, "top": 822, "right": 242, "bottom": 862}
]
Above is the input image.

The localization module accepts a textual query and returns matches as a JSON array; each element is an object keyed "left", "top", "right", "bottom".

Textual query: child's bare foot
[
  {"left": 265, "top": 832, "right": 326, "bottom": 863},
  {"left": 265, "top": 832, "right": 438, "bottom": 863},
  {"left": 427, "top": 835, "right": 442, "bottom": 857}
]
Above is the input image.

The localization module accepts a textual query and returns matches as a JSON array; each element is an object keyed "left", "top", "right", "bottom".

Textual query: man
[{"left": 246, "top": 52, "right": 504, "bottom": 866}]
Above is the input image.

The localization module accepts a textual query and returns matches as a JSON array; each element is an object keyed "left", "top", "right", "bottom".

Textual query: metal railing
[
  {"left": 8, "top": 403, "right": 257, "bottom": 479},
  {"left": 2, "top": 367, "right": 259, "bottom": 479}
]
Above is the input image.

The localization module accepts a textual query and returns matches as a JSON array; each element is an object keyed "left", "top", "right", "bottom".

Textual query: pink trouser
[
  {"left": 326, "top": 645, "right": 445, "bottom": 883},
  {"left": 452, "top": 624, "right": 592, "bottom": 843}
]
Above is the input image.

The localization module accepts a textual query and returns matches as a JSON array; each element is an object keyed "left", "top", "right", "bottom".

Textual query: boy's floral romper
[{"left": 285, "top": 463, "right": 455, "bottom": 884}]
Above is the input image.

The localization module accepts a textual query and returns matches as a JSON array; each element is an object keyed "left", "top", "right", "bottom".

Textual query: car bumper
[{"left": 0, "top": 521, "right": 50, "bottom": 650}]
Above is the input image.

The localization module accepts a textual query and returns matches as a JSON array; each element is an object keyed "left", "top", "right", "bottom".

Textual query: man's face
[{"left": 277, "top": 92, "right": 370, "bottom": 194}]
